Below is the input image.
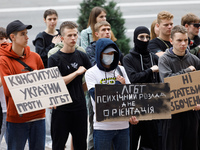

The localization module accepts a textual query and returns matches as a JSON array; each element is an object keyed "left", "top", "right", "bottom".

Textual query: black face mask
[
  {"left": 135, "top": 39, "right": 149, "bottom": 54},
  {"left": 133, "top": 26, "right": 150, "bottom": 55}
]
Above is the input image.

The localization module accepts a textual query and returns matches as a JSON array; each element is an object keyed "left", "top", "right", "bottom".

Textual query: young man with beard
[{"left": 148, "top": 11, "right": 174, "bottom": 57}]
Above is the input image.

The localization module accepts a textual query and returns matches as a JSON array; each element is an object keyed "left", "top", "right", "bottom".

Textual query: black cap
[{"left": 6, "top": 20, "right": 32, "bottom": 38}]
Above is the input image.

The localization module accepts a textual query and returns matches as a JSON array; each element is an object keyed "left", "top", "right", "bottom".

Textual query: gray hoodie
[{"left": 158, "top": 47, "right": 200, "bottom": 82}]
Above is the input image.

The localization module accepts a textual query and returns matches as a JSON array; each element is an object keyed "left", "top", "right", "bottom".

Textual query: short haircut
[
  {"left": 157, "top": 11, "right": 174, "bottom": 24},
  {"left": 93, "top": 21, "right": 111, "bottom": 41},
  {"left": 181, "top": 13, "right": 200, "bottom": 26},
  {"left": 43, "top": 9, "right": 58, "bottom": 19},
  {"left": 171, "top": 25, "right": 187, "bottom": 39},
  {"left": 60, "top": 21, "right": 78, "bottom": 36},
  {"left": 94, "top": 21, "right": 111, "bottom": 32},
  {"left": 0, "top": 27, "right": 8, "bottom": 38}
]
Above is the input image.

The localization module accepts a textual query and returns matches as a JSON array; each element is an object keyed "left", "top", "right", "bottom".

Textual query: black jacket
[
  {"left": 123, "top": 48, "right": 160, "bottom": 83},
  {"left": 33, "top": 29, "right": 60, "bottom": 68}
]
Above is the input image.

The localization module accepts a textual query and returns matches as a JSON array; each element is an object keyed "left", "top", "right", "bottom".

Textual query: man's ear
[
  {"left": 43, "top": 18, "right": 46, "bottom": 23},
  {"left": 61, "top": 36, "right": 64, "bottom": 41},
  {"left": 170, "top": 37, "right": 173, "bottom": 45},
  {"left": 156, "top": 23, "right": 159, "bottom": 28},
  {"left": 95, "top": 32, "right": 99, "bottom": 38},
  {"left": 9, "top": 33, "right": 15, "bottom": 41},
  {"left": 184, "top": 24, "right": 189, "bottom": 29}
]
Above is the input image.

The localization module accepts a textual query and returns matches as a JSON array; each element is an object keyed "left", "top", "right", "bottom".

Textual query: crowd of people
[{"left": 0, "top": 6, "right": 199, "bottom": 150}]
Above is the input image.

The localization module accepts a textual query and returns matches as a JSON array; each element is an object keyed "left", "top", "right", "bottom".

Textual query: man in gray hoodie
[{"left": 158, "top": 25, "right": 200, "bottom": 150}]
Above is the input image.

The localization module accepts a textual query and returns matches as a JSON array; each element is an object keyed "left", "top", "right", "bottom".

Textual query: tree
[{"left": 77, "top": 0, "right": 130, "bottom": 54}]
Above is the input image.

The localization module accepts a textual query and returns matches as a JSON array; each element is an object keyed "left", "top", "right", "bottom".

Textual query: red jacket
[{"left": 0, "top": 43, "right": 45, "bottom": 123}]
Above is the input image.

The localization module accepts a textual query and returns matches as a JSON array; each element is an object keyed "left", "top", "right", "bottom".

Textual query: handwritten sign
[
  {"left": 95, "top": 83, "right": 171, "bottom": 122},
  {"left": 4, "top": 67, "right": 72, "bottom": 114},
  {"left": 164, "top": 71, "right": 200, "bottom": 114}
]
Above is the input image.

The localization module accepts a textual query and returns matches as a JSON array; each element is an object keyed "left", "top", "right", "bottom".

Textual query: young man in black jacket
[{"left": 123, "top": 26, "right": 160, "bottom": 150}]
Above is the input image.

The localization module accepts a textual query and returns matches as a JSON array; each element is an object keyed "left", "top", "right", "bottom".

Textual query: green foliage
[
  {"left": 77, "top": 0, "right": 130, "bottom": 54},
  {"left": 104, "top": 1, "right": 130, "bottom": 54},
  {"left": 77, "top": 0, "right": 106, "bottom": 32}
]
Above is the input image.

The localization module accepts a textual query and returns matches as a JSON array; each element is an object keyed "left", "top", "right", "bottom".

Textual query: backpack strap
[
  {"left": 13, "top": 58, "right": 33, "bottom": 71},
  {"left": 87, "top": 33, "right": 91, "bottom": 44}
]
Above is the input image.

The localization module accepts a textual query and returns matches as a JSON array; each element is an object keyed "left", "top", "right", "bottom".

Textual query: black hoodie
[
  {"left": 123, "top": 26, "right": 160, "bottom": 83},
  {"left": 123, "top": 49, "right": 159, "bottom": 83}
]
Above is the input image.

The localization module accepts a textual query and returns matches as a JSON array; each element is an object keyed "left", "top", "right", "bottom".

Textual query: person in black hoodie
[{"left": 123, "top": 26, "right": 160, "bottom": 150}]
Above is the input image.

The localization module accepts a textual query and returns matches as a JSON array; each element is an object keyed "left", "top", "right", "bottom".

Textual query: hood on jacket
[
  {"left": 165, "top": 47, "right": 189, "bottom": 59},
  {"left": 54, "top": 42, "right": 64, "bottom": 49},
  {"left": 129, "top": 47, "right": 150, "bottom": 57},
  {"left": 95, "top": 38, "right": 120, "bottom": 72},
  {"left": 0, "top": 42, "right": 31, "bottom": 58},
  {"left": 133, "top": 26, "right": 150, "bottom": 55}
]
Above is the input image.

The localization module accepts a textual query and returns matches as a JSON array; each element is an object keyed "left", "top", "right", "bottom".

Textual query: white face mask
[{"left": 102, "top": 54, "right": 114, "bottom": 65}]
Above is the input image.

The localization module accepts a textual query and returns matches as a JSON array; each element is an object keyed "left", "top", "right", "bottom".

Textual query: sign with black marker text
[
  {"left": 164, "top": 71, "right": 200, "bottom": 114},
  {"left": 95, "top": 83, "right": 171, "bottom": 122},
  {"left": 4, "top": 67, "right": 72, "bottom": 114}
]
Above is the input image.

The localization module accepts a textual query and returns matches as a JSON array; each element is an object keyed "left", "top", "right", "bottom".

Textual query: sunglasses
[
  {"left": 138, "top": 35, "right": 150, "bottom": 41},
  {"left": 191, "top": 23, "right": 200, "bottom": 28}
]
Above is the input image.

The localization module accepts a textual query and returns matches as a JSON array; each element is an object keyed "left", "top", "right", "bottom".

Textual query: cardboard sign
[
  {"left": 95, "top": 83, "right": 171, "bottom": 122},
  {"left": 164, "top": 71, "right": 200, "bottom": 114},
  {"left": 4, "top": 67, "right": 72, "bottom": 114}
]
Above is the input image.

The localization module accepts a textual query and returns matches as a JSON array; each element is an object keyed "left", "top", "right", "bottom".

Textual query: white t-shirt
[{"left": 85, "top": 65, "right": 130, "bottom": 130}]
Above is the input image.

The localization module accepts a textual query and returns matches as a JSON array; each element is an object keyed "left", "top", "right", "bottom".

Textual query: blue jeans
[
  {"left": 7, "top": 119, "right": 45, "bottom": 150},
  {"left": 93, "top": 128, "right": 130, "bottom": 150}
]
